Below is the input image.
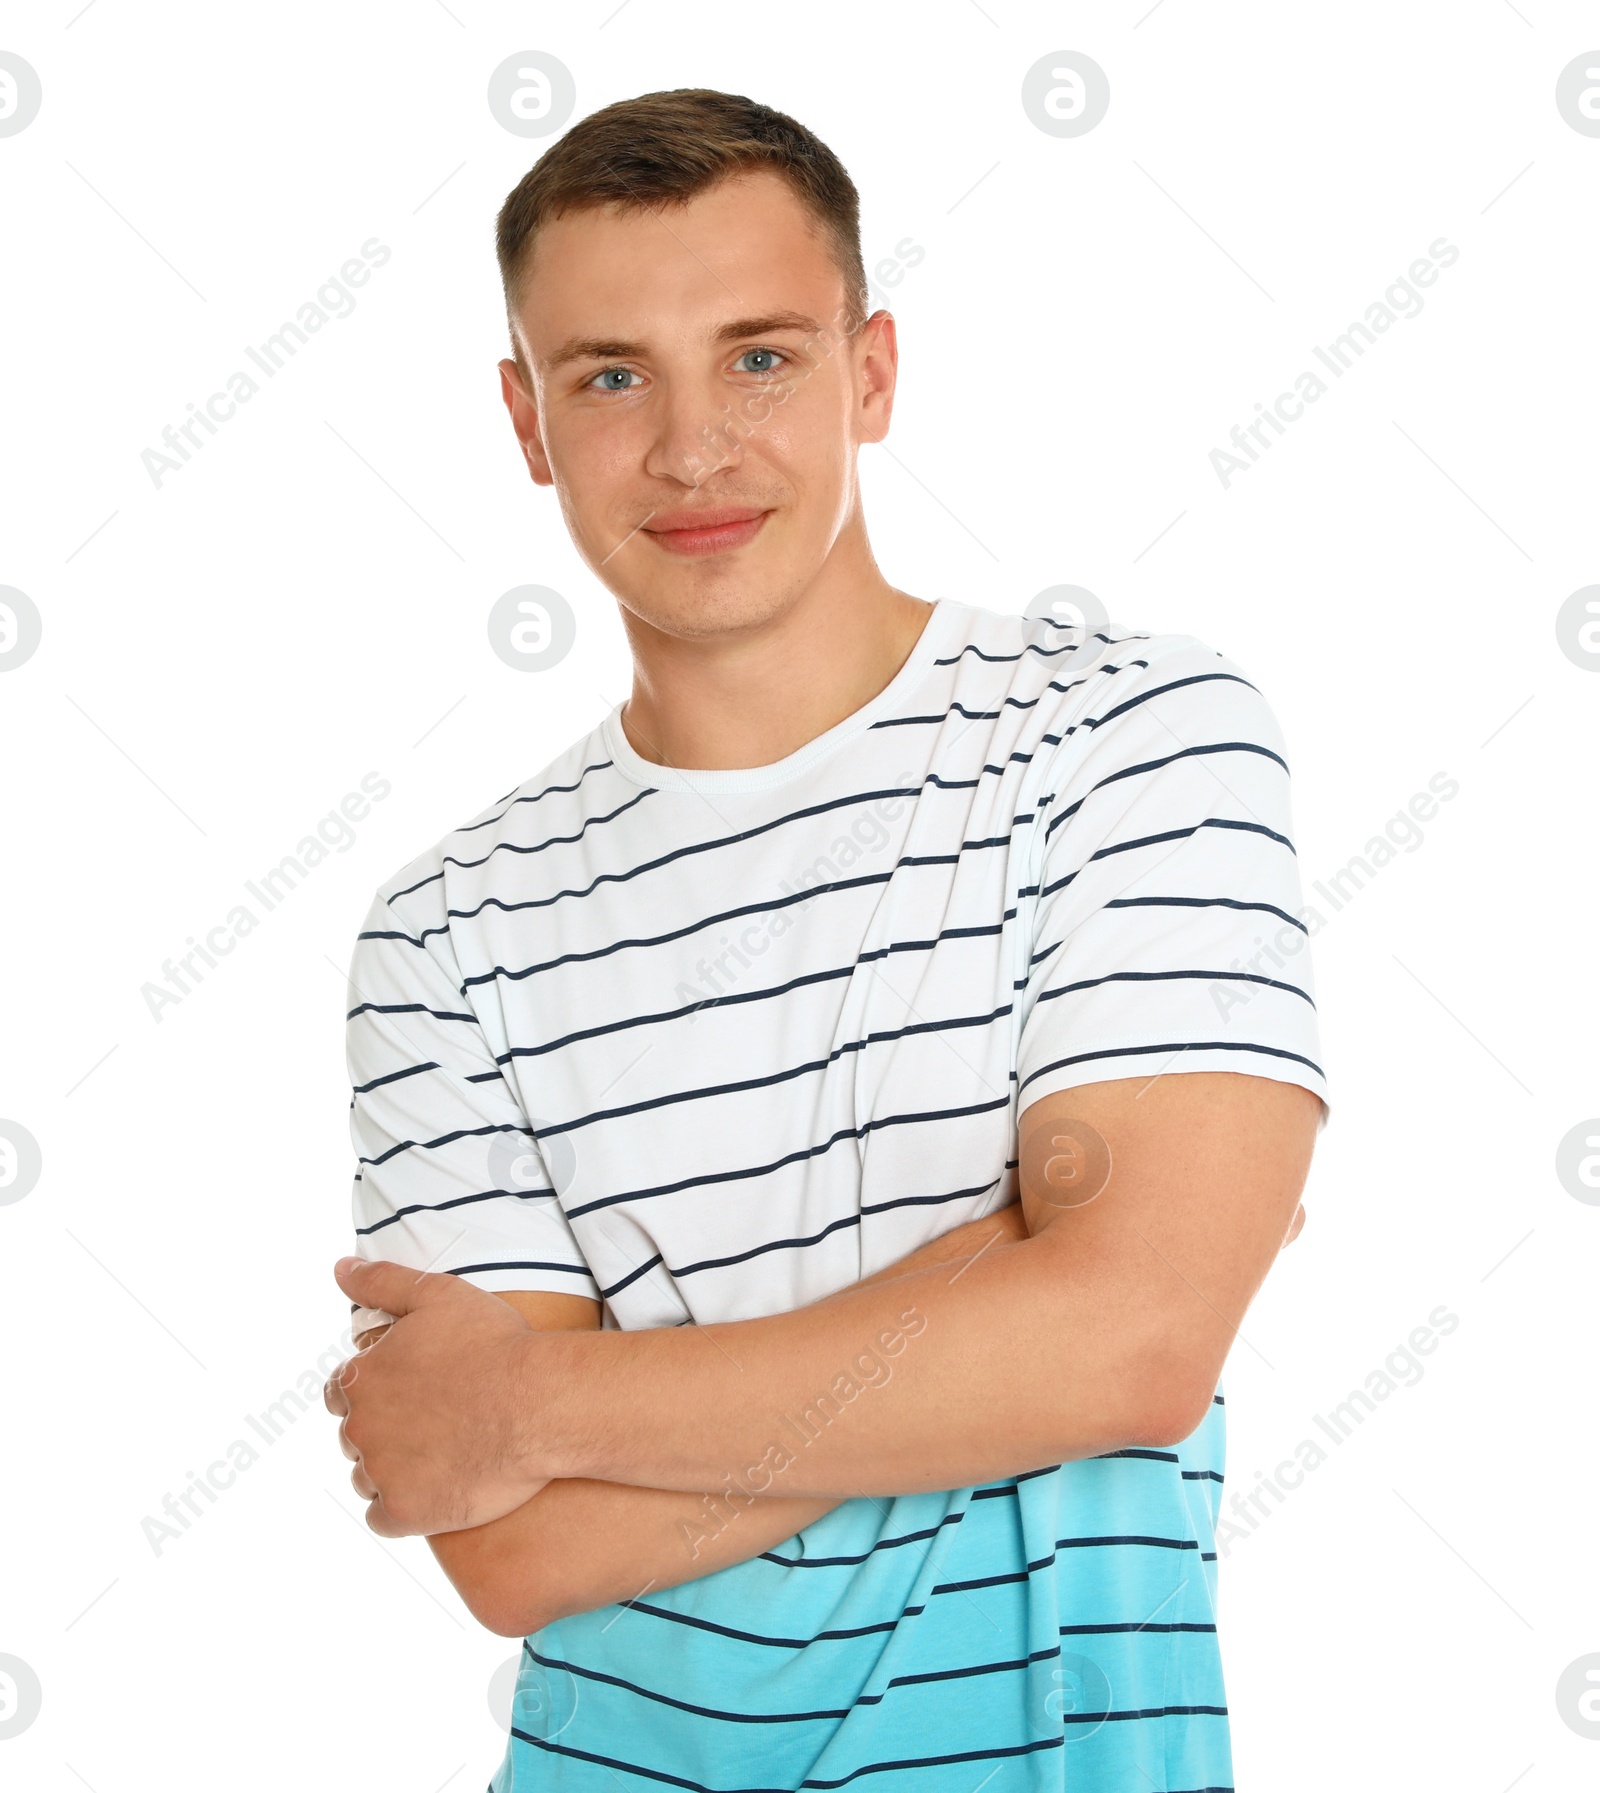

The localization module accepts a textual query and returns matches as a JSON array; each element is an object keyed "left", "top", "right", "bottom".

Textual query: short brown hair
[{"left": 494, "top": 89, "right": 868, "bottom": 368}]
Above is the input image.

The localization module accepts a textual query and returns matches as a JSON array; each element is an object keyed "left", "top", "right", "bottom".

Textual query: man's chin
[{"left": 612, "top": 579, "right": 805, "bottom": 646}]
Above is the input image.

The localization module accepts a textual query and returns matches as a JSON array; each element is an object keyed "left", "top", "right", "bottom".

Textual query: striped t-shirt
[{"left": 345, "top": 596, "right": 1326, "bottom": 1792}]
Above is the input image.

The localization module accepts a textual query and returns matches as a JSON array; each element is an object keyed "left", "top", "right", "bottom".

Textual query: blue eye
[
  {"left": 589, "top": 366, "right": 640, "bottom": 392},
  {"left": 735, "top": 348, "right": 785, "bottom": 376}
]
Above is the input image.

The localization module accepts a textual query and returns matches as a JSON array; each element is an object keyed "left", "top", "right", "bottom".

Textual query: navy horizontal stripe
[
  {"left": 349, "top": 1060, "right": 437, "bottom": 1097},
  {"left": 356, "top": 1119, "right": 522, "bottom": 1172},
  {"left": 390, "top": 785, "right": 657, "bottom": 902},
  {"left": 1104, "top": 893, "right": 1308, "bottom": 933},
  {"left": 523, "top": 1641, "right": 853, "bottom": 1727},
  {"left": 1042, "top": 740, "right": 1289, "bottom": 840},
  {"left": 805, "top": 1734, "right": 1065, "bottom": 1788},
  {"left": 932, "top": 628, "right": 1149, "bottom": 669},
  {"left": 1019, "top": 1037, "right": 1325, "bottom": 1095},
  {"left": 760, "top": 1511, "right": 966, "bottom": 1568},
  {"left": 1060, "top": 1620, "right": 1218, "bottom": 1635},
  {"left": 1031, "top": 966, "right": 1315, "bottom": 1008},
  {"left": 454, "top": 756, "right": 615, "bottom": 834},
  {"left": 345, "top": 997, "right": 475, "bottom": 1026},
  {"left": 413, "top": 783, "right": 924, "bottom": 927},
  {"left": 355, "top": 1183, "right": 557, "bottom": 1237},
  {"left": 574, "top": 1526, "right": 1214, "bottom": 1657},
  {"left": 1039, "top": 815, "right": 1297, "bottom": 903},
  {"left": 564, "top": 1096, "right": 1011, "bottom": 1221},
  {"left": 538, "top": 1004, "right": 1014, "bottom": 1140},
  {"left": 447, "top": 1259, "right": 595, "bottom": 1280},
  {"left": 506, "top": 1726, "right": 1066, "bottom": 1793}
]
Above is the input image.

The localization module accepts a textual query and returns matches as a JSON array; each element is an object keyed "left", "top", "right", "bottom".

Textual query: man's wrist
[{"left": 509, "top": 1322, "right": 605, "bottom": 1485}]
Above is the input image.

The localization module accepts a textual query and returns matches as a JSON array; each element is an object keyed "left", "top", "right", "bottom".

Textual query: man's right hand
[{"left": 413, "top": 1197, "right": 1030, "bottom": 1636}]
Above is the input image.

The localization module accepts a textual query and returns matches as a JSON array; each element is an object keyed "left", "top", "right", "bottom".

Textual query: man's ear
[
  {"left": 499, "top": 356, "right": 553, "bottom": 485},
  {"left": 856, "top": 309, "right": 898, "bottom": 446}
]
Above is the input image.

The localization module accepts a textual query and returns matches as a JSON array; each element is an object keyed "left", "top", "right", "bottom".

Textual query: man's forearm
[
  {"left": 430, "top": 1201, "right": 1030, "bottom": 1633},
  {"left": 523, "top": 1207, "right": 1190, "bottom": 1501},
  {"left": 431, "top": 1472, "right": 839, "bottom": 1636}
]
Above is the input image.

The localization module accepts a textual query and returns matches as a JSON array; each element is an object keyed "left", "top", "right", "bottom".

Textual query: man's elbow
[
  {"left": 482, "top": 1603, "right": 545, "bottom": 1641},
  {"left": 455, "top": 1577, "right": 552, "bottom": 1640},
  {"left": 1115, "top": 1349, "right": 1223, "bottom": 1451},
  {"left": 432, "top": 1539, "right": 554, "bottom": 1640}
]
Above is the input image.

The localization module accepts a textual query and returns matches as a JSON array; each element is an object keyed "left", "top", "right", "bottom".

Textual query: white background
[{"left": 1, "top": 3, "right": 1596, "bottom": 1789}]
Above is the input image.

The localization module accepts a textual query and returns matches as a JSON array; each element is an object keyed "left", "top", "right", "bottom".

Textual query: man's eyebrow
[
  {"left": 710, "top": 311, "right": 827, "bottom": 344},
  {"left": 542, "top": 311, "right": 829, "bottom": 373}
]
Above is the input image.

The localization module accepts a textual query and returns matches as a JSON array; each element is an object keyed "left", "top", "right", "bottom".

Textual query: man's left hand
[{"left": 324, "top": 1258, "right": 553, "bottom": 1537}]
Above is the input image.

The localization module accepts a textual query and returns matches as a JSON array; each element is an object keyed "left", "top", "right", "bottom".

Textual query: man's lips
[{"left": 640, "top": 507, "right": 771, "bottom": 557}]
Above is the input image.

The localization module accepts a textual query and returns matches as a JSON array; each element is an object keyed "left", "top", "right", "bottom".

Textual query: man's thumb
[{"left": 334, "top": 1255, "right": 452, "bottom": 1315}]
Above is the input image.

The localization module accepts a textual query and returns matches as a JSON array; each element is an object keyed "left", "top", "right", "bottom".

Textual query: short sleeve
[
  {"left": 344, "top": 877, "right": 600, "bottom": 1337},
  {"left": 1015, "top": 645, "right": 1328, "bottom": 1116}
]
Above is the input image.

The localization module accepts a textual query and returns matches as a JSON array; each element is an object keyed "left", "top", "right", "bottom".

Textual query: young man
[{"left": 325, "top": 89, "right": 1325, "bottom": 1793}]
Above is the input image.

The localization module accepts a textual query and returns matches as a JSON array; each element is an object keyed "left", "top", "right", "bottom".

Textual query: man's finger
[
  {"left": 333, "top": 1255, "right": 455, "bottom": 1318},
  {"left": 322, "top": 1358, "right": 357, "bottom": 1417}
]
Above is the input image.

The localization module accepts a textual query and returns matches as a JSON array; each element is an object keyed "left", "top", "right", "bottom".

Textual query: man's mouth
[{"left": 639, "top": 507, "right": 771, "bottom": 557}]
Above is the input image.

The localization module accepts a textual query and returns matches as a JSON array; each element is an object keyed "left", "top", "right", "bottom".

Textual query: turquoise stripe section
[{"left": 489, "top": 1397, "right": 1230, "bottom": 1791}]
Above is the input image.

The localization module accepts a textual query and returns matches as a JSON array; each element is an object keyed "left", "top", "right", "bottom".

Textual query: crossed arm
[
  {"left": 387, "top": 1203, "right": 1033, "bottom": 1637},
  {"left": 330, "top": 1072, "right": 1319, "bottom": 1637}
]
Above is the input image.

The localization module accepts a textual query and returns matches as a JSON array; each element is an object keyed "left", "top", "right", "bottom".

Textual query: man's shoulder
[
  {"left": 937, "top": 600, "right": 1277, "bottom": 742},
  {"left": 1072, "top": 626, "right": 1272, "bottom": 718},
  {"left": 936, "top": 596, "right": 1234, "bottom": 674},
  {"left": 1052, "top": 627, "right": 1291, "bottom": 792},
  {"left": 365, "top": 724, "right": 615, "bottom": 925}
]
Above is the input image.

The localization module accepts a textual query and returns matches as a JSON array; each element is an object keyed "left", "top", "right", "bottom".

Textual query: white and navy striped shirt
[{"left": 346, "top": 596, "right": 1325, "bottom": 1791}]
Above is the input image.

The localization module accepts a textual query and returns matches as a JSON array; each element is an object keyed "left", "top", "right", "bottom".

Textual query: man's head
[{"left": 494, "top": 90, "right": 897, "bottom": 645}]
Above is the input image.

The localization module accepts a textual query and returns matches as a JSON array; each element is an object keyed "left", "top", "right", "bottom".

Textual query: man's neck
[{"left": 615, "top": 558, "right": 934, "bottom": 774}]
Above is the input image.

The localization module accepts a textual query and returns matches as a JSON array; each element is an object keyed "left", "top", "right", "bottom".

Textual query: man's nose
[{"left": 644, "top": 379, "right": 745, "bottom": 489}]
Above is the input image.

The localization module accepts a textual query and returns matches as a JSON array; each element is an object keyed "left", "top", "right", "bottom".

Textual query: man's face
[{"left": 501, "top": 169, "right": 895, "bottom": 642}]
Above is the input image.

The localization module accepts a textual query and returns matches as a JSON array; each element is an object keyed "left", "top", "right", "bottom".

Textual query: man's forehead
[{"left": 516, "top": 170, "right": 846, "bottom": 363}]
